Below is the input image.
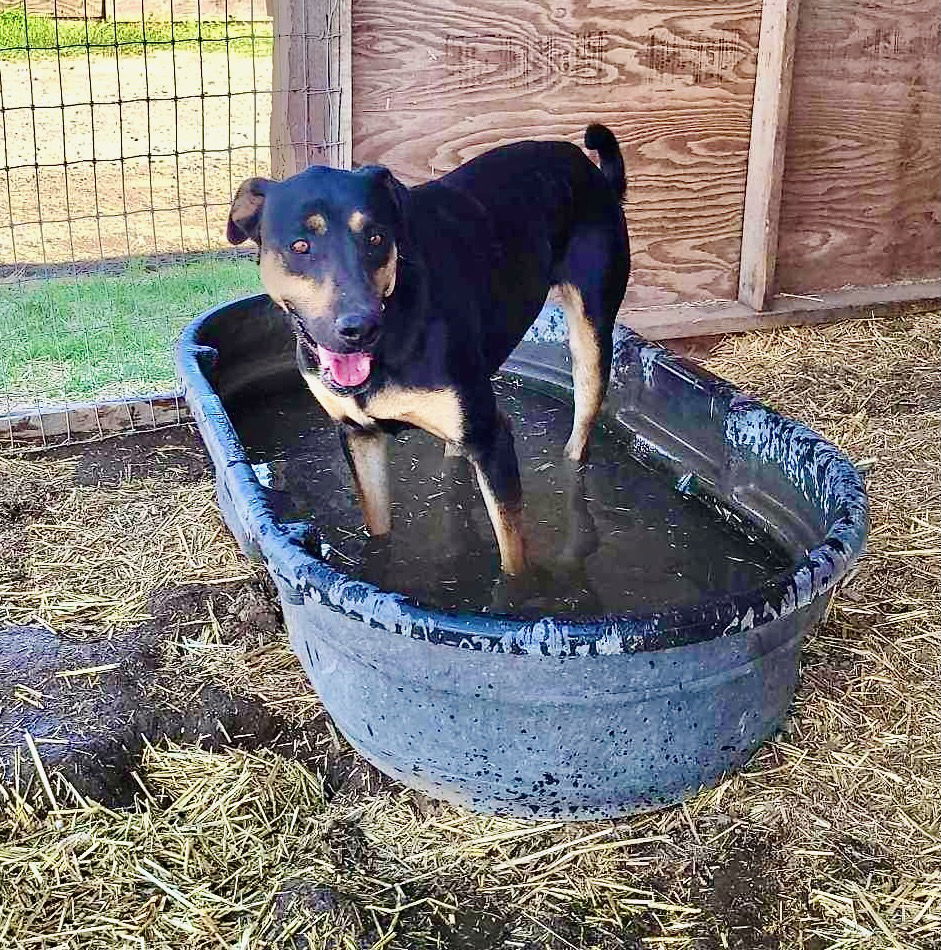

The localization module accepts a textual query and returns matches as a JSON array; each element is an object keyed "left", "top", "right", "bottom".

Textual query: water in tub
[{"left": 228, "top": 375, "right": 792, "bottom": 618}]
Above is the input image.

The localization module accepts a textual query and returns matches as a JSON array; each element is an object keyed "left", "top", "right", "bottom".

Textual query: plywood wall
[
  {"left": 350, "top": 0, "right": 762, "bottom": 310},
  {"left": 775, "top": 0, "right": 941, "bottom": 295}
]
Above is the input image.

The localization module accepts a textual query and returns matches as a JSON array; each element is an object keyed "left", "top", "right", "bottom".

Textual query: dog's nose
[{"left": 335, "top": 313, "right": 378, "bottom": 346}]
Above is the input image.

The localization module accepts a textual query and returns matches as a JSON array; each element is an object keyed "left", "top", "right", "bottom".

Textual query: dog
[{"left": 226, "top": 124, "right": 630, "bottom": 575}]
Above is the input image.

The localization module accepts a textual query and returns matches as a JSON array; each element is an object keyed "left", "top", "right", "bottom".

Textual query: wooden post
[
  {"left": 336, "top": 0, "right": 352, "bottom": 169},
  {"left": 737, "top": 0, "right": 801, "bottom": 311},
  {"left": 270, "top": 0, "right": 350, "bottom": 178},
  {"left": 321, "top": 0, "right": 352, "bottom": 168}
]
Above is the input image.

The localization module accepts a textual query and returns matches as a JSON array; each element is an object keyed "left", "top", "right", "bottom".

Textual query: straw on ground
[{"left": 1, "top": 310, "right": 940, "bottom": 948}]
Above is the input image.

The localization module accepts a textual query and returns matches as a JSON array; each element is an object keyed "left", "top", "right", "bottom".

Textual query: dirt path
[{"left": 0, "top": 48, "right": 272, "bottom": 264}]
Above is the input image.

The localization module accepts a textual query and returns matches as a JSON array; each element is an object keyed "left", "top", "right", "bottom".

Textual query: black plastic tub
[{"left": 176, "top": 295, "right": 867, "bottom": 819}]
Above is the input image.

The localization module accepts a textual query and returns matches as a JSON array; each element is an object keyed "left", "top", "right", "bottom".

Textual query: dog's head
[{"left": 227, "top": 165, "right": 407, "bottom": 393}]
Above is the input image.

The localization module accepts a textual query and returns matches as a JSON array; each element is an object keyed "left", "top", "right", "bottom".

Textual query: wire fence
[{"left": 0, "top": 0, "right": 340, "bottom": 447}]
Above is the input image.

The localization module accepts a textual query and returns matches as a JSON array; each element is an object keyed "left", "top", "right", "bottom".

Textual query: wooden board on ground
[
  {"left": 0, "top": 393, "right": 189, "bottom": 451},
  {"left": 350, "top": 0, "right": 763, "bottom": 310},
  {"left": 775, "top": 0, "right": 941, "bottom": 295},
  {"left": 0, "top": 0, "right": 105, "bottom": 17},
  {"left": 623, "top": 278, "right": 941, "bottom": 340},
  {"left": 106, "top": 0, "right": 270, "bottom": 19}
]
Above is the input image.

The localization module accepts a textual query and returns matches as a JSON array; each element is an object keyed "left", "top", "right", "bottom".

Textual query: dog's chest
[{"left": 300, "top": 368, "right": 464, "bottom": 443}]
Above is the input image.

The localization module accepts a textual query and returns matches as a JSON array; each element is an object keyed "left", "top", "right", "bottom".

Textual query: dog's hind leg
[
  {"left": 555, "top": 282, "right": 612, "bottom": 462},
  {"left": 339, "top": 427, "right": 391, "bottom": 535},
  {"left": 554, "top": 211, "right": 629, "bottom": 461},
  {"left": 558, "top": 459, "right": 600, "bottom": 565}
]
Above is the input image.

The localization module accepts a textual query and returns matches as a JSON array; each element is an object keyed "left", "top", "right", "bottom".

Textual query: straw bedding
[{"left": 0, "top": 311, "right": 939, "bottom": 948}]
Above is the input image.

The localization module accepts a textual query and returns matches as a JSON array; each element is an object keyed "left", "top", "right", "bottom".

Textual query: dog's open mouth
[
  {"left": 291, "top": 316, "right": 374, "bottom": 391},
  {"left": 316, "top": 345, "right": 373, "bottom": 389}
]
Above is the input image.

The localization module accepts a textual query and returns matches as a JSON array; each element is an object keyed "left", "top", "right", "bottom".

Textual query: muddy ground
[
  {"left": 0, "top": 425, "right": 793, "bottom": 949},
  {"left": 0, "top": 427, "right": 387, "bottom": 806}
]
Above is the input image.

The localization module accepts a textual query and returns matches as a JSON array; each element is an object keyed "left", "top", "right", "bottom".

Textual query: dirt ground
[
  {"left": 0, "top": 47, "right": 271, "bottom": 266},
  {"left": 1, "top": 311, "right": 941, "bottom": 948},
  {"left": 0, "top": 428, "right": 387, "bottom": 797}
]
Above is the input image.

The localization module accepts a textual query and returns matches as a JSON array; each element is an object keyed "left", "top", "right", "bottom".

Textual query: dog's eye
[
  {"left": 368, "top": 232, "right": 383, "bottom": 247},
  {"left": 290, "top": 239, "right": 309, "bottom": 254}
]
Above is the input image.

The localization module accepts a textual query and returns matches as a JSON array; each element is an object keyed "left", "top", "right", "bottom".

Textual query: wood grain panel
[
  {"left": 776, "top": 0, "right": 941, "bottom": 294},
  {"left": 351, "top": 0, "right": 762, "bottom": 308}
]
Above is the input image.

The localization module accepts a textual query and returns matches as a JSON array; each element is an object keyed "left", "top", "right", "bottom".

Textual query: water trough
[{"left": 176, "top": 295, "right": 867, "bottom": 819}]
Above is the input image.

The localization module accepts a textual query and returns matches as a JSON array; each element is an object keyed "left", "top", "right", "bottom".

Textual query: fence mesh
[{"left": 0, "top": 0, "right": 340, "bottom": 448}]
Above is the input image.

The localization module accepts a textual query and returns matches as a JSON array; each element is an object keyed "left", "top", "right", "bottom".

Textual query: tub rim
[{"left": 176, "top": 293, "right": 868, "bottom": 657}]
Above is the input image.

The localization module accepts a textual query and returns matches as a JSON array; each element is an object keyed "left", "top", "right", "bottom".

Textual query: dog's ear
[
  {"left": 227, "top": 177, "right": 271, "bottom": 245},
  {"left": 357, "top": 165, "right": 409, "bottom": 218}
]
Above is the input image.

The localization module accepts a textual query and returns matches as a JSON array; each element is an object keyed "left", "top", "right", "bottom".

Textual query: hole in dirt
[
  {"left": 0, "top": 426, "right": 391, "bottom": 808},
  {"left": 0, "top": 579, "right": 388, "bottom": 807}
]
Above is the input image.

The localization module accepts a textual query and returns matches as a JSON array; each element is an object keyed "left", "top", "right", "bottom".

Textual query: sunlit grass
[
  {"left": 0, "top": 256, "right": 262, "bottom": 402},
  {"left": 0, "top": 9, "right": 272, "bottom": 59}
]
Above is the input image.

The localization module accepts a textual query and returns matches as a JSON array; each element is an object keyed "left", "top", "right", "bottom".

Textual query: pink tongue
[{"left": 317, "top": 345, "right": 373, "bottom": 388}]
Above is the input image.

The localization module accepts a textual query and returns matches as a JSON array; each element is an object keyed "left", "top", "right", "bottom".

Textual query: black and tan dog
[{"left": 226, "top": 124, "right": 630, "bottom": 575}]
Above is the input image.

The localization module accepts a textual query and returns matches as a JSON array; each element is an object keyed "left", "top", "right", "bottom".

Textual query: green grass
[
  {"left": 0, "top": 257, "right": 263, "bottom": 404},
  {"left": 0, "top": 10, "right": 272, "bottom": 59}
]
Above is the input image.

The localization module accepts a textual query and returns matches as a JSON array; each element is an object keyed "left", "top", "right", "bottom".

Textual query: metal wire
[{"left": 0, "top": 0, "right": 342, "bottom": 448}]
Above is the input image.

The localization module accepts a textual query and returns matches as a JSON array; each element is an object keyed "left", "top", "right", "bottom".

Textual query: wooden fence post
[
  {"left": 738, "top": 0, "right": 801, "bottom": 311},
  {"left": 336, "top": 0, "right": 351, "bottom": 169},
  {"left": 270, "top": 0, "right": 351, "bottom": 178}
]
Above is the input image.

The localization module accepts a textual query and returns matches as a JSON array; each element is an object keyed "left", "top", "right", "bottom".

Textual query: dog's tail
[{"left": 584, "top": 123, "right": 626, "bottom": 201}]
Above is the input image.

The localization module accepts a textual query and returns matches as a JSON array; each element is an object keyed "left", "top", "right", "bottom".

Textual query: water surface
[{"left": 229, "top": 376, "right": 791, "bottom": 618}]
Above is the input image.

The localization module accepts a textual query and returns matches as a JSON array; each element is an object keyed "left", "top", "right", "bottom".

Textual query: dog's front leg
[
  {"left": 339, "top": 426, "right": 391, "bottom": 536},
  {"left": 466, "top": 414, "right": 527, "bottom": 575}
]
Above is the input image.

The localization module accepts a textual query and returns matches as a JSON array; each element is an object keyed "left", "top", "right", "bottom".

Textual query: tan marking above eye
[
  {"left": 348, "top": 210, "right": 366, "bottom": 233},
  {"left": 306, "top": 213, "right": 327, "bottom": 236}
]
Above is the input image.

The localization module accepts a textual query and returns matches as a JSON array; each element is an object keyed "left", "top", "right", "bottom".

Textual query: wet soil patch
[
  {"left": 697, "top": 830, "right": 786, "bottom": 949},
  {"left": 0, "top": 579, "right": 387, "bottom": 806},
  {"left": 38, "top": 424, "right": 210, "bottom": 485},
  {"left": 0, "top": 425, "right": 386, "bottom": 807}
]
